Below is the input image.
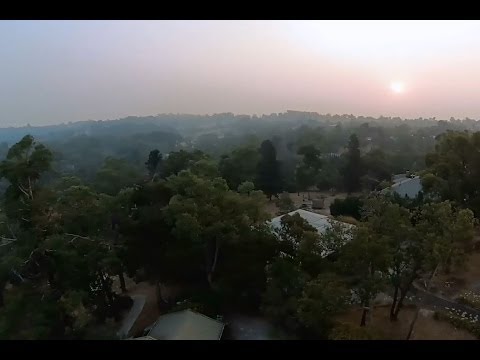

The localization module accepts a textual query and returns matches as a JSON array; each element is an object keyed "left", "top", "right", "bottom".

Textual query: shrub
[
  {"left": 456, "top": 291, "right": 480, "bottom": 311},
  {"left": 275, "top": 192, "right": 295, "bottom": 214},
  {"left": 330, "top": 197, "right": 363, "bottom": 220}
]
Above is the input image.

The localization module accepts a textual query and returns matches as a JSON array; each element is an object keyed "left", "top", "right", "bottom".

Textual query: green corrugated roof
[{"left": 147, "top": 309, "right": 224, "bottom": 340}]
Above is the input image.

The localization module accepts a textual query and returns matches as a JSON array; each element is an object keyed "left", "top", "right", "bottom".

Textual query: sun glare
[{"left": 390, "top": 81, "right": 405, "bottom": 94}]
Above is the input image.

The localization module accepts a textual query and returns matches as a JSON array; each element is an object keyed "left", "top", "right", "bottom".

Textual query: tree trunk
[
  {"left": 392, "top": 266, "right": 420, "bottom": 321},
  {"left": 0, "top": 283, "right": 4, "bottom": 308},
  {"left": 390, "top": 285, "right": 399, "bottom": 321},
  {"left": 100, "top": 272, "right": 114, "bottom": 306},
  {"left": 119, "top": 272, "right": 127, "bottom": 293},
  {"left": 406, "top": 307, "right": 419, "bottom": 340},
  {"left": 28, "top": 177, "right": 34, "bottom": 200},
  {"left": 393, "top": 285, "right": 410, "bottom": 319},
  {"left": 207, "top": 240, "right": 220, "bottom": 286},
  {"left": 406, "top": 264, "right": 439, "bottom": 340},
  {"left": 360, "top": 307, "right": 368, "bottom": 327},
  {"left": 47, "top": 269, "right": 56, "bottom": 290},
  {"left": 155, "top": 281, "right": 164, "bottom": 310},
  {"left": 444, "top": 257, "right": 452, "bottom": 274}
]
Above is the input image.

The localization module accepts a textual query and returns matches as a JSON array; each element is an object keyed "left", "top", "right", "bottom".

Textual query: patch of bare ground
[
  {"left": 429, "top": 248, "right": 480, "bottom": 298},
  {"left": 336, "top": 305, "right": 475, "bottom": 340}
]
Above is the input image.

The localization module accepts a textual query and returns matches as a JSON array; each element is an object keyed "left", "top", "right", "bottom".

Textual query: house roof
[
  {"left": 147, "top": 309, "right": 225, "bottom": 340},
  {"left": 269, "top": 209, "right": 353, "bottom": 234},
  {"left": 382, "top": 176, "right": 422, "bottom": 198},
  {"left": 269, "top": 209, "right": 354, "bottom": 257}
]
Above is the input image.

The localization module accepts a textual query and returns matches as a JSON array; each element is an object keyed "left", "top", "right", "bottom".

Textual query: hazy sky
[{"left": 2, "top": 20, "right": 480, "bottom": 126}]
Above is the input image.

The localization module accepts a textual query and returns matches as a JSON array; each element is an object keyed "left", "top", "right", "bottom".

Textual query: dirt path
[
  {"left": 410, "top": 284, "right": 480, "bottom": 318},
  {"left": 117, "top": 295, "right": 146, "bottom": 339},
  {"left": 337, "top": 305, "right": 475, "bottom": 340},
  {"left": 118, "top": 277, "right": 161, "bottom": 338}
]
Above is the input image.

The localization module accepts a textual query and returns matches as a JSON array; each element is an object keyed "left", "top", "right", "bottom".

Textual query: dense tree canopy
[
  {"left": 422, "top": 131, "right": 480, "bottom": 215},
  {"left": 0, "top": 113, "right": 479, "bottom": 340},
  {"left": 343, "top": 134, "right": 362, "bottom": 193},
  {"left": 256, "top": 140, "right": 283, "bottom": 199}
]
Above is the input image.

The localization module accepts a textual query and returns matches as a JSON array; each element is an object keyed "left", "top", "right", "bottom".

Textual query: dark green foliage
[
  {"left": 219, "top": 146, "right": 259, "bottom": 190},
  {"left": 297, "top": 273, "right": 349, "bottom": 338},
  {"left": 145, "top": 149, "right": 162, "bottom": 180},
  {"left": 255, "top": 140, "right": 283, "bottom": 199},
  {"left": 275, "top": 192, "right": 295, "bottom": 214},
  {"left": 162, "top": 150, "right": 207, "bottom": 178},
  {"left": 316, "top": 158, "right": 343, "bottom": 191},
  {"left": 295, "top": 145, "right": 322, "bottom": 192},
  {"left": 389, "top": 191, "right": 426, "bottom": 209},
  {"left": 363, "top": 149, "right": 392, "bottom": 184},
  {"left": 330, "top": 196, "right": 364, "bottom": 220},
  {"left": 261, "top": 213, "right": 348, "bottom": 337},
  {"left": 0, "top": 286, "right": 65, "bottom": 340},
  {"left": 422, "top": 131, "right": 480, "bottom": 216},
  {"left": 262, "top": 257, "right": 308, "bottom": 332},
  {"left": 1, "top": 114, "right": 479, "bottom": 340},
  {"left": 0, "top": 135, "right": 53, "bottom": 225},
  {"left": 342, "top": 134, "right": 362, "bottom": 193},
  {"left": 94, "top": 157, "right": 142, "bottom": 196}
]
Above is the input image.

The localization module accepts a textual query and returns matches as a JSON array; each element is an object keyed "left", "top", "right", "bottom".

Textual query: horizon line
[{"left": 1, "top": 110, "right": 478, "bottom": 130}]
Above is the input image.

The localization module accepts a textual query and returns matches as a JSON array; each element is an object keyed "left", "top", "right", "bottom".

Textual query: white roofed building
[
  {"left": 269, "top": 209, "right": 354, "bottom": 258},
  {"left": 381, "top": 176, "right": 422, "bottom": 199}
]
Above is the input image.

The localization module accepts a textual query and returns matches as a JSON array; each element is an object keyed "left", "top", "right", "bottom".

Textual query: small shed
[{"left": 311, "top": 198, "right": 325, "bottom": 209}]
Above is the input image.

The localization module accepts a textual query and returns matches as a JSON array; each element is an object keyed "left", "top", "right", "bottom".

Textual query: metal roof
[
  {"left": 269, "top": 209, "right": 353, "bottom": 234},
  {"left": 382, "top": 176, "right": 422, "bottom": 198},
  {"left": 147, "top": 309, "right": 225, "bottom": 340},
  {"left": 269, "top": 209, "right": 354, "bottom": 257}
]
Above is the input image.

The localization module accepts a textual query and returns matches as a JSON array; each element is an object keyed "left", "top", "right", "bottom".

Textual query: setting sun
[{"left": 390, "top": 81, "right": 406, "bottom": 94}]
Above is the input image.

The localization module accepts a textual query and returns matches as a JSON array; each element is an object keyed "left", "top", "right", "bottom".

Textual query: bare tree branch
[{"left": 17, "top": 184, "right": 30, "bottom": 198}]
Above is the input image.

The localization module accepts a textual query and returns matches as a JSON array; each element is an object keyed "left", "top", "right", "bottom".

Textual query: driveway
[
  {"left": 117, "top": 295, "right": 146, "bottom": 339},
  {"left": 410, "top": 285, "right": 480, "bottom": 318}
]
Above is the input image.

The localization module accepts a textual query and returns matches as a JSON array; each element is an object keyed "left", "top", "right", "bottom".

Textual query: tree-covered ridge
[{"left": 0, "top": 111, "right": 475, "bottom": 189}]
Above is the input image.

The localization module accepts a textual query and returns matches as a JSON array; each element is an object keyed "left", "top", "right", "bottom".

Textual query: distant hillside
[
  {"left": 2, "top": 111, "right": 479, "bottom": 145},
  {"left": 1, "top": 111, "right": 479, "bottom": 186}
]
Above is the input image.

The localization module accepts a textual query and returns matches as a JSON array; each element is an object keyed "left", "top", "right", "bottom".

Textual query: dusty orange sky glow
[{"left": 1, "top": 20, "right": 480, "bottom": 126}]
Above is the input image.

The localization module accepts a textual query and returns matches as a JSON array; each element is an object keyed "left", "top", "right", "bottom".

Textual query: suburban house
[
  {"left": 269, "top": 209, "right": 354, "bottom": 257},
  {"left": 135, "top": 309, "right": 225, "bottom": 340},
  {"left": 381, "top": 174, "right": 423, "bottom": 199}
]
